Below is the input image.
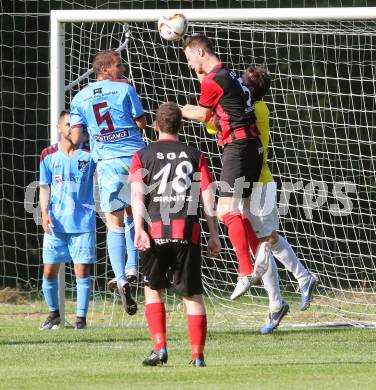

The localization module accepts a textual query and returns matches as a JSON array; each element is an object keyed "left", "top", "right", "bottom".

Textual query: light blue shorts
[
  {"left": 43, "top": 231, "right": 96, "bottom": 264},
  {"left": 97, "top": 156, "right": 132, "bottom": 213}
]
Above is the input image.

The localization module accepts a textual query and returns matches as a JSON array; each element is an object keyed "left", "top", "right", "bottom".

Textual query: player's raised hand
[
  {"left": 41, "top": 212, "right": 54, "bottom": 235},
  {"left": 134, "top": 229, "right": 151, "bottom": 251},
  {"left": 207, "top": 235, "right": 221, "bottom": 257}
]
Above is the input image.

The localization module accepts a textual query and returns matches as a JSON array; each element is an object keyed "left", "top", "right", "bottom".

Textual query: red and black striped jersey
[
  {"left": 129, "top": 139, "right": 213, "bottom": 244},
  {"left": 199, "top": 63, "right": 258, "bottom": 146}
]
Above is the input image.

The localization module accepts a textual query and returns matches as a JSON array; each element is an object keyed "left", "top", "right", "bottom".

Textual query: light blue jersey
[
  {"left": 39, "top": 143, "right": 96, "bottom": 233},
  {"left": 70, "top": 79, "right": 145, "bottom": 162}
]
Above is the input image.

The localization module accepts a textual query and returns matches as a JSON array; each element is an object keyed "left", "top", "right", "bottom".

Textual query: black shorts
[
  {"left": 140, "top": 240, "right": 203, "bottom": 297},
  {"left": 219, "top": 138, "right": 263, "bottom": 198}
]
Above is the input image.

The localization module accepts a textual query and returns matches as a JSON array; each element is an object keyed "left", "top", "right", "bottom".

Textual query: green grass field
[{"left": 1, "top": 300, "right": 376, "bottom": 390}]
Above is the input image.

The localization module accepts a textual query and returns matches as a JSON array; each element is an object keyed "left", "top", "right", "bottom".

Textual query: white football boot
[{"left": 230, "top": 242, "right": 271, "bottom": 300}]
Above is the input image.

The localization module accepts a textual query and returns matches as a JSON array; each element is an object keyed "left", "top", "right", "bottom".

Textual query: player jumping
[
  {"left": 242, "top": 65, "right": 317, "bottom": 314},
  {"left": 70, "top": 50, "right": 146, "bottom": 315},
  {"left": 181, "top": 34, "right": 270, "bottom": 300}
]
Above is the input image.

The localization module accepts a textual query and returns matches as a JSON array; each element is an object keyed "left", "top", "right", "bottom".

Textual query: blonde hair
[{"left": 92, "top": 50, "right": 119, "bottom": 76}]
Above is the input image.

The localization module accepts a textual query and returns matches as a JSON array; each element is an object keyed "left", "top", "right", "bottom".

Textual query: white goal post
[{"left": 50, "top": 7, "right": 376, "bottom": 328}]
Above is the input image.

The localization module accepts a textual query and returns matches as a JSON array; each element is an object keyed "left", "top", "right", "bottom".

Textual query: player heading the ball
[{"left": 181, "top": 34, "right": 271, "bottom": 300}]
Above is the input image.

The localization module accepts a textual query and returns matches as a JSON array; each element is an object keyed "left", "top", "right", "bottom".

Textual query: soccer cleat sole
[
  {"left": 126, "top": 274, "right": 138, "bottom": 284},
  {"left": 125, "top": 300, "right": 138, "bottom": 316},
  {"left": 107, "top": 278, "right": 117, "bottom": 292},
  {"left": 122, "top": 284, "right": 138, "bottom": 316},
  {"left": 142, "top": 359, "right": 167, "bottom": 367}
]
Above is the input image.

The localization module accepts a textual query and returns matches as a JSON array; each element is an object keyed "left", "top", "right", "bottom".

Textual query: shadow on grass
[
  {"left": 211, "top": 326, "right": 362, "bottom": 337},
  {"left": 252, "top": 360, "right": 376, "bottom": 367},
  {"left": 0, "top": 335, "right": 149, "bottom": 346},
  {"left": 0, "top": 332, "right": 181, "bottom": 346}
]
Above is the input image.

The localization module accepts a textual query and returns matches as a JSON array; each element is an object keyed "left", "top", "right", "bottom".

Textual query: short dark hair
[
  {"left": 183, "top": 34, "right": 214, "bottom": 54},
  {"left": 242, "top": 65, "right": 271, "bottom": 101},
  {"left": 59, "top": 110, "right": 70, "bottom": 121},
  {"left": 156, "top": 102, "right": 182, "bottom": 135},
  {"left": 92, "top": 50, "right": 119, "bottom": 75}
]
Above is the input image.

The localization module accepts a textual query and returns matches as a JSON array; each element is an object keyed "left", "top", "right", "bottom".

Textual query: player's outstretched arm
[
  {"left": 181, "top": 105, "right": 212, "bottom": 123},
  {"left": 130, "top": 180, "right": 150, "bottom": 251},
  {"left": 39, "top": 184, "right": 54, "bottom": 235},
  {"left": 201, "top": 186, "right": 221, "bottom": 257}
]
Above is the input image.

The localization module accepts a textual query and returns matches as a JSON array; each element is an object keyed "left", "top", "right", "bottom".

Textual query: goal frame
[{"left": 50, "top": 7, "right": 376, "bottom": 326}]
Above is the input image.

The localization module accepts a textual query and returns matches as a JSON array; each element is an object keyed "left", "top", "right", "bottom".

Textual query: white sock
[
  {"left": 262, "top": 256, "right": 283, "bottom": 313},
  {"left": 272, "top": 234, "right": 310, "bottom": 287}
]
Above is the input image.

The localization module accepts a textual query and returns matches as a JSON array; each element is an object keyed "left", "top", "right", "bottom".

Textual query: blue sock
[
  {"left": 76, "top": 276, "right": 91, "bottom": 318},
  {"left": 107, "top": 229, "right": 126, "bottom": 283},
  {"left": 124, "top": 216, "right": 138, "bottom": 275},
  {"left": 42, "top": 276, "right": 59, "bottom": 313}
]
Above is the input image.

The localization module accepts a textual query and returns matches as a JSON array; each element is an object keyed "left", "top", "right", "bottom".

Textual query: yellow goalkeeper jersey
[{"left": 254, "top": 100, "right": 273, "bottom": 184}]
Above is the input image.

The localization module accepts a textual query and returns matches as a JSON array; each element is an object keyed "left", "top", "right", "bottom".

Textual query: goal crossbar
[{"left": 51, "top": 7, "right": 376, "bottom": 23}]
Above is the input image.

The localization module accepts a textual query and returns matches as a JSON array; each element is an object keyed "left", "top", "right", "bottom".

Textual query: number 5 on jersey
[{"left": 93, "top": 102, "right": 115, "bottom": 134}]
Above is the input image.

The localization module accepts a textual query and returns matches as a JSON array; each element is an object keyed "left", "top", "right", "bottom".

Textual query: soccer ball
[{"left": 158, "top": 13, "right": 188, "bottom": 42}]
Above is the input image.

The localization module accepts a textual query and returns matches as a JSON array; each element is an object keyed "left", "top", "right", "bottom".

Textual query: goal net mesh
[{"left": 58, "top": 18, "right": 376, "bottom": 327}]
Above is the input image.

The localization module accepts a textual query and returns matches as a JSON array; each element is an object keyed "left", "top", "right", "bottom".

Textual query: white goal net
[
  {"left": 2, "top": 7, "right": 371, "bottom": 327},
  {"left": 53, "top": 10, "right": 376, "bottom": 327}
]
